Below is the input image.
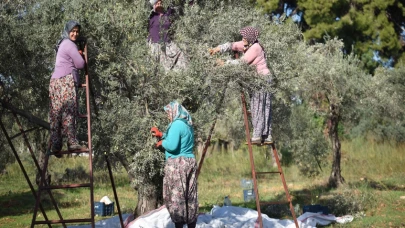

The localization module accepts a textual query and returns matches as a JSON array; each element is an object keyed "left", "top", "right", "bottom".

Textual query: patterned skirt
[
  {"left": 149, "top": 41, "right": 188, "bottom": 71},
  {"left": 163, "top": 157, "right": 198, "bottom": 224},
  {"left": 250, "top": 91, "right": 272, "bottom": 138},
  {"left": 49, "top": 74, "right": 79, "bottom": 148}
]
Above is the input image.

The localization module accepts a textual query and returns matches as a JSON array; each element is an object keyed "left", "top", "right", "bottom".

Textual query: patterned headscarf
[
  {"left": 239, "top": 26, "right": 259, "bottom": 45},
  {"left": 164, "top": 101, "right": 193, "bottom": 126}
]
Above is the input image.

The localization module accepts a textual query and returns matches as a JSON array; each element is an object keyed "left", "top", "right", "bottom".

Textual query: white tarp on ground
[{"left": 69, "top": 205, "right": 353, "bottom": 228}]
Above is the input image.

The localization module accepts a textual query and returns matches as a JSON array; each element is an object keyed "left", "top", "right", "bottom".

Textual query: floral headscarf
[{"left": 164, "top": 101, "right": 193, "bottom": 126}]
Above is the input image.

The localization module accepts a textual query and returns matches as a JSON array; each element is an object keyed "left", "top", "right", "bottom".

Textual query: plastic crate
[
  {"left": 105, "top": 202, "right": 114, "bottom": 216},
  {"left": 243, "top": 189, "right": 255, "bottom": 202},
  {"left": 303, "top": 204, "right": 329, "bottom": 215},
  {"left": 94, "top": 202, "right": 114, "bottom": 216},
  {"left": 241, "top": 179, "right": 253, "bottom": 189},
  {"left": 94, "top": 202, "right": 105, "bottom": 216}
]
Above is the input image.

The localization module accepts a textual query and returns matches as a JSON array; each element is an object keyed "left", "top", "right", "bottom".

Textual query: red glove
[
  {"left": 150, "top": 126, "right": 163, "bottom": 138},
  {"left": 155, "top": 140, "right": 165, "bottom": 152},
  {"left": 155, "top": 140, "right": 163, "bottom": 149}
]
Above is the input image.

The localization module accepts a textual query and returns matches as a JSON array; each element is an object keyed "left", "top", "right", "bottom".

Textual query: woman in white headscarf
[{"left": 150, "top": 101, "right": 198, "bottom": 228}]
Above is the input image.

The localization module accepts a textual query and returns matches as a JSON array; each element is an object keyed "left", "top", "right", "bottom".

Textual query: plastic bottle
[{"left": 224, "top": 196, "right": 232, "bottom": 206}]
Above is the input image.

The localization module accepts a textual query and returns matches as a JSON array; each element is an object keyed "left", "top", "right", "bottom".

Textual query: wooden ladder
[
  {"left": 31, "top": 44, "right": 95, "bottom": 227},
  {"left": 240, "top": 92, "right": 299, "bottom": 228}
]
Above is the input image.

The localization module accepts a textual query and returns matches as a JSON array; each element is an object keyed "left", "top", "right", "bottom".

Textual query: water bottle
[{"left": 224, "top": 196, "right": 232, "bottom": 206}]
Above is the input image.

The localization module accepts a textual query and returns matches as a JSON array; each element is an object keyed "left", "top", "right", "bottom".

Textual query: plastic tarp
[{"left": 69, "top": 205, "right": 353, "bottom": 228}]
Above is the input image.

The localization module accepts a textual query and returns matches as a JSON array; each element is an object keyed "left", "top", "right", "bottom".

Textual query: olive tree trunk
[{"left": 327, "top": 104, "right": 345, "bottom": 188}]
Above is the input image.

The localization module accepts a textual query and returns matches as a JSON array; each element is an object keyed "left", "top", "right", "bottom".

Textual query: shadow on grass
[
  {"left": 348, "top": 178, "right": 405, "bottom": 191},
  {"left": 0, "top": 184, "right": 85, "bottom": 218},
  {"left": 199, "top": 178, "right": 404, "bottom": 220},
  {"left": 261, "top": 177, "right": 404, "bottom": 219}
]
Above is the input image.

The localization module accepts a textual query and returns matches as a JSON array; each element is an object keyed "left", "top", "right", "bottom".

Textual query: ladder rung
[
  {"left": 78, "top": 84, "right": 87, "bottom": 88},
  {"left": 41, "top": 183, "right": 91, "bottom": 190},
  {"left": 260, "top": 200, "right": 290, "bottom": 205},
  {"left": 245, "top": 141, "right": 274, "bottom": 146},
  {"left": 256, "top": 171, "right": 281, "bottom": 175},
  {"left": 35, "top": 218, "right": 92, "bottom": 224},
  {"left": 51, "top": 149, "right": 89, "bottom": 156},
  {"left": 78, "top": 114, "right": 88, "bottom": 118}
]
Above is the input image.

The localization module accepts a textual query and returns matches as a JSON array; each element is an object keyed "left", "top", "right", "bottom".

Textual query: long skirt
[
  {"left": 149, "top": 41, "right": 188, "bottom": 71},
  {"left": 163, "top": 157, "right": 198, "bottom": 224},
  {"left": 250, "top": 91, "right": 272, "bottom": 138},
  {"left": 49, "top": 74, "right": 79, "bottom": 148}
]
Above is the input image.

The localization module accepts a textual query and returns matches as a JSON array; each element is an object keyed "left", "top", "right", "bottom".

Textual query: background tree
[
  {"left": 352, "top": 66, "right": 405, "bottom": 142},
  {"left": 253, "top": 0, "right": 405, "bottom": 72},
  {"left": 291, "top": 38, "right": 370, "bottom": 187}
]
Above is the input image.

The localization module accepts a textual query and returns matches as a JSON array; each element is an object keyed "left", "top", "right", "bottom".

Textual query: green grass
[{"left": 1, "top": 139, "right": 405, "bottom": 227}]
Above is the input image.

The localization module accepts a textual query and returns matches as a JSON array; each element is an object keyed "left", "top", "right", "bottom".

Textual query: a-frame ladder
[
  {"left": 30, "top": 44, "right": 94, "bottom": 227},
  {"left": 29, "top": 44, "right": 92, "bottom": 227},
  {"left": 240, "top": 92, "right": 299, "bottom": 228},
  {"left": 0, "top": 44, "right": 124, "bottom": 228}
]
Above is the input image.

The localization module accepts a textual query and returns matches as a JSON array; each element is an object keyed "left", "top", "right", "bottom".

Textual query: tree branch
[{"left": 0, "top": 99, "right": 49, "bottom": 130}]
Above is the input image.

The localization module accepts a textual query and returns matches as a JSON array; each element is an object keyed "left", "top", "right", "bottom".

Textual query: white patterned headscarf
[
  {"left": 150, "top": 0, "right": 158, "bottom": 6},
  {"left": 164, "top": 101, "right": 193, "bottom": 126}
]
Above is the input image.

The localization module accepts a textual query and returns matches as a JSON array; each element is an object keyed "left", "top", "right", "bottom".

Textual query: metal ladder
[
  {"left": 30, "top": 44, "right": 96, "bottom": 227},
  {"left": 240, "top": 92, "right": 299, "bottom": 228}
]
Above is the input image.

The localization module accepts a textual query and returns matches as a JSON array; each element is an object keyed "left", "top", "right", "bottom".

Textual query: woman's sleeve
[
  {"left": 66, "top": 41, "right": 85, "bottom": 69},
  {"left": 224, "top": 45, "right": 259, "bottom": 65},
  {"left": 218, "top": 41, "right": 245, "bottom": 53},
  {"left": 231, "top": 41, "right": 245, "bottom": 52},
  {"left": 162, "top": 122, "right": 181, "bottom": 152},
  {"left": 240, "top": 45, "right": 260, "bottom": 64}
]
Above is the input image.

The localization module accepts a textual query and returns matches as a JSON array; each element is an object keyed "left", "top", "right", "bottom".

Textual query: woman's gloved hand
[
  {"left": 155, "top": 140, "right": 165, "bottom": 152},
  {"left": 150, "top": 126, "right": 163, "bottom": 138}
]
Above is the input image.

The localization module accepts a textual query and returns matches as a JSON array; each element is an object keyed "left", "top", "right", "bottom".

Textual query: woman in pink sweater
[{"left": 210, "top": 27, "right": 272, "bottom": 143}]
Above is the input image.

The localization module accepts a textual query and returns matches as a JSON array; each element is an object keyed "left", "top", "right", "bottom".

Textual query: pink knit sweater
[{"left": 230, "top": 41, "right": 270, "bottom": 75}]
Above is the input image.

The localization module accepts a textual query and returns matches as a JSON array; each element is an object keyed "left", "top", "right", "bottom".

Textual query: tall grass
[{"left": 342, "top": 138, "right": 405, "bottom": 182}]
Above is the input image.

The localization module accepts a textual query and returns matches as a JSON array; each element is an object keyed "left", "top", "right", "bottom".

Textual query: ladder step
[
  {"left": 245, "top": 141, "right": 274, "bottom": 146},
  {"left": 40, "top": 183, "right": 91, "bottom": 190},
  {"left": 78, "top": 84, "right": 87, "bottom": 88},
  {"left": 260, "top": 200, "right": 291, "bottom": 205},
  {"left": 35, "top": 218, "right": 92, "bottom": 224},
  {"left": 256, "top": 171, "right": 281, "bottom": 175},
  {"left": 51, "top": 149, "right": 89, "bottom": 156},
  {"left": 78, "top": 114, "right": 88, "bottom": 118}
]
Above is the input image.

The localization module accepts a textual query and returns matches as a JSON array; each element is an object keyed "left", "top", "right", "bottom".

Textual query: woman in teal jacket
[{"left": 151, "top": 101, "right": 198, "bottom": 228}]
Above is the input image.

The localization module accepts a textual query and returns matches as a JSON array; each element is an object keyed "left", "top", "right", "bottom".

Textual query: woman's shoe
[
  {"left": 263, "top": 135, "right": 273, "bottom": 143},
  {"left": 51, "top": 146, "right": 63, "bottom": 158},
  {"left": 251, "top": 137, "right": 262, "bottom": 144}
]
